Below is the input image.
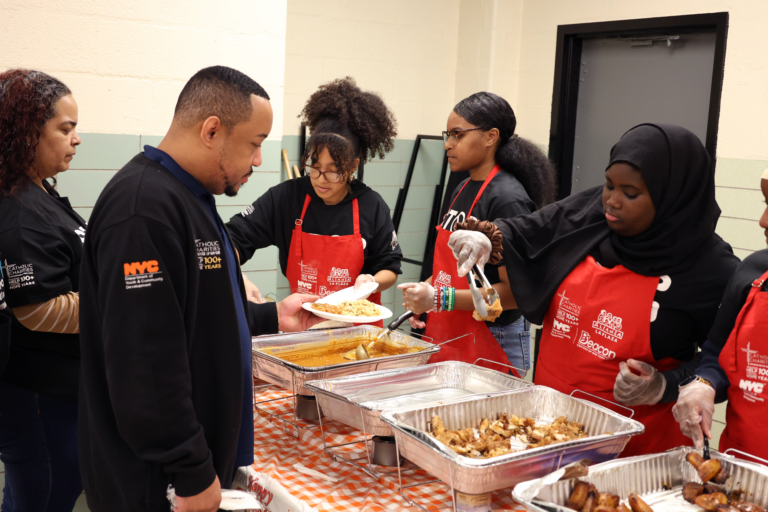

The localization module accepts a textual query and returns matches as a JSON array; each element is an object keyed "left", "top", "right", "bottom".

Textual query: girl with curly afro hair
[
  {"left": 400, "top": 92, "right": 558, "bottom": 373},
  {"left": 0, "top": 69, "right": 86, "bottom": 509},
  {"left": 227, "top": 77, "right": 402, "bottom": 316}
]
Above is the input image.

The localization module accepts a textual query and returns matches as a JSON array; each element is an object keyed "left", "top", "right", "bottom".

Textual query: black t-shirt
[
  {"left": 226, "top": 176, "right": 402, "bottom": 277},
  {"left": 708, "top": 249, "right": 768, "bottom": 349},
  {"left": 0, "top": 181, "right": 86, "bottom": 399},
  {"left": 588, "top": 238, "right": 738, "bottom": 363},
  {"left": 439, "top": 171, "right": 535, "bottom": 326}
]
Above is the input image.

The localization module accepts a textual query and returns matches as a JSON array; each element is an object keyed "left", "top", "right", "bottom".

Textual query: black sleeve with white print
[
  {"left": 0, "top": 183, "right": 85, "bottom": 398},
  {"left": 0, "top": 182, "right": 87, "bottom": 307}
]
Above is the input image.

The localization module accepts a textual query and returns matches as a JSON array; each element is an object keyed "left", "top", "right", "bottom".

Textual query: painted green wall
[
  {"left": 57, "top": 133, "right": 766, "bottom": 321},
  {"left": 57, "top": 133, "right": 446, "bottom": 313}
]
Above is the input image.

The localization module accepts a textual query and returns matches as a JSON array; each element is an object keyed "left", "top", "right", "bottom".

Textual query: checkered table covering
[{"left": 248, "top": 380, "right": 527, "bottom": 511}]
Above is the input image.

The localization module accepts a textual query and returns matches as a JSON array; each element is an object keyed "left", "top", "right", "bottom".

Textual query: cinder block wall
[{"left": 1, "top": 0, "right": 289, "bottom": 296}]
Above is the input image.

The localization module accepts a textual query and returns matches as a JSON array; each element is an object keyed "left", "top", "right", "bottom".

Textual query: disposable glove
[
  {"left": 447, "top": 230, "right": 492, "bottom": 277},
  {"left": 672, "top": 380, "right": 716, "bottom": 448},
  {"left": 354, "top": 274, "right": 376, "bottom": 289},
  {"left": 398, "top": 282, "right": 435, "bottom": 315},
  {"left": 613, "top": 359, "right": 666, "bottom": 406}
]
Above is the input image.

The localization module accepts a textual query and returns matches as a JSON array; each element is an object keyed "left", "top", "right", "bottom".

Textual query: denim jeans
[
  {"left": 0, "top": 381, "right": 82, "bottom": 512},
  {"left": 488, "top": 316, "right": 531, "bottom": 376}
]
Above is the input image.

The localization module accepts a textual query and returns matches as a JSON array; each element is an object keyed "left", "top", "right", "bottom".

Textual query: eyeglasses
[
  {"left": 442, "top": 127, "right": 483, "bottom": 143},
  {"left": 304, "top": 164, "right": 345, "bottom": 183}
]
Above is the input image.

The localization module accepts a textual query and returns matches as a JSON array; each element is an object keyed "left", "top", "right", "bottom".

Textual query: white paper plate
[
  {"left": 316, "top": 283, "right": 379, "bottom": 304},
  {"left": 302, "top": 302, "right": 393, "bottom": 324}
]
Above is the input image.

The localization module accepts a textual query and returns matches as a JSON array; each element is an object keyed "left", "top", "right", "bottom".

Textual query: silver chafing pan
[
  {"left": 251, "top": 326, "right": 438, "bottom": 396},
  {"left": 380, "top": 386, "right": 645, "bottom": 495},
  {"left": 305, "top": 361, "right": 533, "bottom": 436},
  {"left": 513, "top": 446, "right": 768, "bottom": 512}
]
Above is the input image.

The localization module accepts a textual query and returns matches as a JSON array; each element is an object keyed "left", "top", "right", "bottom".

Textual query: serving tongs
[{"left": 466, "top": 264, "right": 499, "bottom": 318}]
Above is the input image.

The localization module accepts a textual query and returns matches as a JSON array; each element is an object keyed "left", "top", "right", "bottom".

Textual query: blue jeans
[
  {"left": 0, "top": 381, "right": 82, "bottom": 512},
  {"left": 488, "top": 316, "right": 531, "bottom": 376}
]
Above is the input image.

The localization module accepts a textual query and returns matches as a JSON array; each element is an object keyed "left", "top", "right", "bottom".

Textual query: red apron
[
  {"left": 285, "top": 195, "right": 382, "bottom": 325},
  {"left": 424, "top": 166, "right": 518, "bottom": 376},
  {"left": 718, "top": 269, "right": 768, "bottom": 462},
  {"left": 535, "top": 256, "right": 690, "bottom": 457}
]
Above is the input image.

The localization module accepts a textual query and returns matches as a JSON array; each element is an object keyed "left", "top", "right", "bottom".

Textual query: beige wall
[
  {"left": 454, "top": 0, "right": 524, "bottom": 108},
  {"left": 283, "top": 0, "right": 461, "bottom": 139},
  {"left": 507, "top": 0, "right": 767, "bottom": 258},
  {"left": 512, "top": 0, "right": 767, "bottom": 158},
  {"left": 1, "top": 0, "right": 288, "bottom": 139}
]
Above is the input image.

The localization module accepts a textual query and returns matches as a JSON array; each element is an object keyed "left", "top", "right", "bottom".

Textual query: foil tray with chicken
[
  {"left": 428, "top": 413, "right": 589, "bottom": 459},
  {"left": 563, "top": 450, "right": 763, "bottom": 512}
]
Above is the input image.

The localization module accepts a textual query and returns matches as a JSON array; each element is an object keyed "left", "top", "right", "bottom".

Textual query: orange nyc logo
[{"left": 123, "top": 260, "right": 159, "bottom": 276}]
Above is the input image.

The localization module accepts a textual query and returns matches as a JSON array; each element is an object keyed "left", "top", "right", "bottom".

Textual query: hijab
[{"left": 495, "top": 123, "right": 724, "bottom": 324}]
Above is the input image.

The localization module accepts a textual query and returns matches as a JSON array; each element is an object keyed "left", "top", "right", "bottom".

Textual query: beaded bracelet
[
  {"left": 445, "top": 287, "right": 456, "bottom": 312},
  {"left": 433, "top": 285, "right": 440, "bottom": 313}
]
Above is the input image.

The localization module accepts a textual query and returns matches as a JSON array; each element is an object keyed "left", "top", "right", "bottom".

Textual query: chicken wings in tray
[{"left": 428, "top": 413, "right": 589, "bottom": 459}]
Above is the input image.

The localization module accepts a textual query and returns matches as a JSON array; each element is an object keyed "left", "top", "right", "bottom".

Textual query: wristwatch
[{"left": 679, "top": 375, "right": 714, "bottom": 389}]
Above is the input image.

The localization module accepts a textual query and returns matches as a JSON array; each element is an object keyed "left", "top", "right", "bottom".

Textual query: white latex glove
[
  {"left": 408, "top": 314, "right": 426, "bottom": 329},
  {"left": 447, "top": 229, "right": 492, "bottom": 277},
  {"left": 672, "top": 380, "right": 716, "bottom": 449},
  {"left": 613, "top": 359, "right": 666, "bottom": 406},
  {"left": 242, "top": 273, "right": 265, "bottom": 304},
  {"left": 354, "top": 274, "right": 376, "bottom": 289},
  {"left": 398, "top": 282, "right": 435, "bottom": 315}
]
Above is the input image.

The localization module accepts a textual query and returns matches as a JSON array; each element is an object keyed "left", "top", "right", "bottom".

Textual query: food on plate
[
  {"left": 685, "top": 452, "right": 730, "bottom": 485},
  {"left": 472, "top": 297, "right": 503, "bottom": 322},
  {"left": 260, "top": 334, "right": 421, "bottom": 367},
  {"left": 311, "top": 299, "right": 381, "bottom": 317},
  {"left": 428, "top": 413, "right": 588, "bottom": 459}
]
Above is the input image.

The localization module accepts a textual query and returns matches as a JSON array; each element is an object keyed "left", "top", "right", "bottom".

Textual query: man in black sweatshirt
[{"left": 78, "top": 66, "right": 320, "bottom": 512}]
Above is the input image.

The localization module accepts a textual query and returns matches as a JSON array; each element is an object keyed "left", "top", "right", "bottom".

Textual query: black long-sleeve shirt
[
  {"left": 227, "top": 176, "right": 402, "bottom": 277},
  {"left": 79, "top": 154, "right": 278, "bottom": 512}
]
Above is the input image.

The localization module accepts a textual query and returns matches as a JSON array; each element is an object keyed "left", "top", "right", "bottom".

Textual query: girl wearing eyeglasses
[
  {"left": 399, "top": 92, "right": 557, "bottom": 375},
  {"left": 227, "top": 77, "right": 401, "bottom": 317}
]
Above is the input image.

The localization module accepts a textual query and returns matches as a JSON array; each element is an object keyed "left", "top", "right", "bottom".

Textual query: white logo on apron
[
  {"left": 576, "top": 331, "right": 616, "bottom": 360},
  {"left": 592, "top": 310, "right": 624, "bottom": 342},
  {"left": 741, "top": 342, "right": 768, "bottom": 402}
]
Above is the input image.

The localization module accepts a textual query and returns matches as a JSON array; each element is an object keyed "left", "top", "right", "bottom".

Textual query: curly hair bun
[{"left": 300, "top": 77, "right": 397, "bottom": 169}]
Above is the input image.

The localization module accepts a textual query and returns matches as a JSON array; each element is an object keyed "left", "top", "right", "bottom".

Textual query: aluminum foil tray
[
  {"left": 380, "top": 386, "right": 645, "bottom": 494},
  {"left": 305, "top": 361, "right": 534, "bottom": 436},
  {"left": 252, "top": 326, "right": 438, "bottom": 396},
  {"left": 513, "top": 446, "right": 768, "bottom": 512}
]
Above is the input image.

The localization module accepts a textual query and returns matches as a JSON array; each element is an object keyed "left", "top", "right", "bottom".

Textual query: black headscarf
[{"left": 495, "top": 123, "right": 723, "bottom": 324}]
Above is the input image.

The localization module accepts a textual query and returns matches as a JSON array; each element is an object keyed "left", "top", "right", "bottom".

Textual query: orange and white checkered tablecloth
[{"left": 246, "top": 380, "right": 527, "bottom": 512}]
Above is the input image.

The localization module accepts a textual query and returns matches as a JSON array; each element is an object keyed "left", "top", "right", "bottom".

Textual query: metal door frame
[{"left": 548, "top": 12, "right": 729, "bottom": 199}]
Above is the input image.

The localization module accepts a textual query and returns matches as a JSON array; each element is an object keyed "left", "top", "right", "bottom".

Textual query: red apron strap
[
  {"left": 292, "top": 195, "right": 312, "bottom": 259},
  {"left": 445, "top": 178, "right": 474, "bottom": 213},
  {"left": 297, "top": 195, "right": 311, "bottom": 224},
  {"left": 467, "top": 165, "right": 501, "bottom": 218},
  {"left": 726, "top": 269, "right": 768, "bottom": 373},
  {"left": 352, "top": 198, "right": 360, "bottom": 236}
]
